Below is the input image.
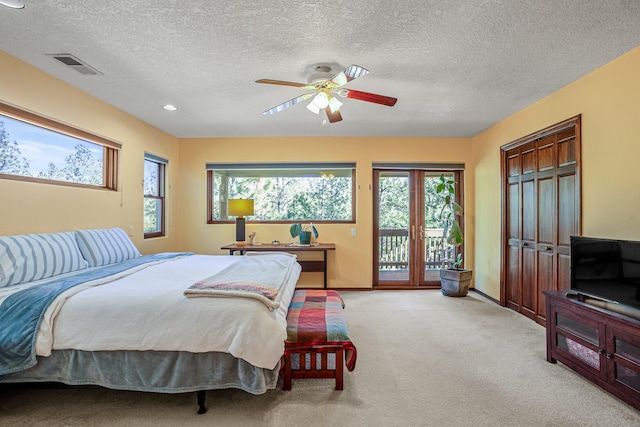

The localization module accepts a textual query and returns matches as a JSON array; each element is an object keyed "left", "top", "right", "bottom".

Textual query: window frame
[
  {"left": 0, "top": 101, "right": 120, "bottom": 190},
  {"left": 143, "top": 153, "right": 167, "bottom": 239},
  {"left": 206, "top": 162, "right": 357, "bottom": 224}
]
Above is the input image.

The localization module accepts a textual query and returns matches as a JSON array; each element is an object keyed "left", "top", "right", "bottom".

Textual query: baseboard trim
[{"left": 470, "top": 288, "right": 500, "bottom": 305}]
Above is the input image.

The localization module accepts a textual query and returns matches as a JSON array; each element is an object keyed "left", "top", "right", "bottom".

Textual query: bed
[{"left": 0, "top": 228, "right": 302, "bottom": 413}]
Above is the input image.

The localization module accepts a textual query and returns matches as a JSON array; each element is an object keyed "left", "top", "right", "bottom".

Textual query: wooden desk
[{"left": 221, "top": 243, "right": 336, "bottom": 289}]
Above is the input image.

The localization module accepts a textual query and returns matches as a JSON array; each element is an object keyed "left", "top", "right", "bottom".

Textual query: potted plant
[
  {"left": 436, "top": 174, "right": 472, "bottom": 297},
  {"left": 289, "top": 223, "right": 318, "bottom": 245}
]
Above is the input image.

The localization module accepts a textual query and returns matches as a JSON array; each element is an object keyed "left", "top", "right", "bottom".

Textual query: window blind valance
[
  {"left": 206, "top": 162, "right": 356, "bottom": 178},
  {"left": 144, "top": 153, "right": 169, "bottom": 164},
  {"left": 372, "top": 162, "right": 464, "bottom": 170},
  {"left": 0, "top": 101, "right": 122, "bottom": 150}
]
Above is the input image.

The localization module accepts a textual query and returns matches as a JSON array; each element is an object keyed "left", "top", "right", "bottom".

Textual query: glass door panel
[
  {"left": 611, "top": 328, "right": 640, "bottom": 395},
  {"left": 555, "top": 309, "right": 602, "bottom": 373},
  {"left": 377, "top": 171, "right": 410, "bottom": 283},
  {"left": 423, "top": 173, "right": 454, "bottom": 282},
  {"left": 374, "top": 168, "right": 464, "bottom": 288}
]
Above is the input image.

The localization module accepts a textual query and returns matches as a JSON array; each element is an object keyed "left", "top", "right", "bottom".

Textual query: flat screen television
[{"left": 571, "top": 235, "right": 640, "bottom": 312}]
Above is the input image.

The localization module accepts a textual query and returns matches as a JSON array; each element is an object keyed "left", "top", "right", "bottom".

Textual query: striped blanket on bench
[{"left": 285, "top": 289, "right": 357, "bottom": 371}]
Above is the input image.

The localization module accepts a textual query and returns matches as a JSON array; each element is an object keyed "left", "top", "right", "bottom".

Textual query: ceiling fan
[{"left": 256, "top": 65, "right": 397, "bottom": 123}]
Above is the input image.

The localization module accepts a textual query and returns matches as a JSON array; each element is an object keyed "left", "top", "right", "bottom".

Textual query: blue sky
[{"left": 1, "top": 115, "right": 102, "bottom": 175}]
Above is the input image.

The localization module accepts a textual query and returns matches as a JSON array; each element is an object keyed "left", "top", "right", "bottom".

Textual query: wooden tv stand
[{"left": 544, "top": 290, "right": 640, "bottom": 410}]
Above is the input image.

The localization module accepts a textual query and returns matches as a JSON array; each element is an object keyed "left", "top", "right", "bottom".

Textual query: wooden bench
[{"left": 282, "top": 289, "right": 357, "bottom": 390}]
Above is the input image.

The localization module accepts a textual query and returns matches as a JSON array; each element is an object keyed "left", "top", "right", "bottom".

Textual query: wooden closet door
[
  {"left": 505, "top": 151, "right": 521, "bottom": 310},
  {"left": 535, "top": 136, "right": 557, "bottom": 321},
  {"left": 555, "top": 127, "right": 580, "bottom": 292},
  {"left": 501, "top": 116, "right": 581, "bottom": 325},
  {"left": 520, "top": 142, "right": 537, "bottom": 319}
]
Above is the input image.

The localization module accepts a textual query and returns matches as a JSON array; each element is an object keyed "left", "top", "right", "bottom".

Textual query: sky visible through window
[{"left": 1, "top": 115, "right": 102, "bottom": 176}]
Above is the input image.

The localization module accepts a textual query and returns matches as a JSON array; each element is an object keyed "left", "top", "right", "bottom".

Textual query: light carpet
[{"left": 1, "top": 290, "right": 639, "bottom": 426}]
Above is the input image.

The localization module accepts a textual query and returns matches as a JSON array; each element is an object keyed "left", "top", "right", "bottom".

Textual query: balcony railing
[{"left": 379, "top": 228, "right": 453, "bottom": 271}]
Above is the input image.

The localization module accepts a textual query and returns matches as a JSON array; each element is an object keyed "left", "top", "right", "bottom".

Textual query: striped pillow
[
  {"left": 0, "top": 232, "right": 89, "bottom": 288},
  {"left": 75, "top": 228, "right": 141, "bottom": 267}
]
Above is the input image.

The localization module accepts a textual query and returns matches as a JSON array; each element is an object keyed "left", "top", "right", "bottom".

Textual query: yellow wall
[
  {"left": 176, "top": 137, "right": 474, "bottom": 288},
  {"left": 0, "top": 51, "right": 180, "bottom": 254},
  {"left": 472, "top": 46, "right": 640, "bottom": 299},
  {"left": 4, "top": 42, "right": 640, "bottom": 294}
]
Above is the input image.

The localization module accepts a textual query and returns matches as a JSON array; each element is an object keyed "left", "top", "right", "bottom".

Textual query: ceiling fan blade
[
  {"left": 256, "top": 79, "right": 314, "bottom": 89},
  {"left": 327, "top": 64, "right": 370, "bottom": 88},
  {"left": 263, "top": 93, "right": 313, "bottom": 116},
  {"left": 341, "top": 89, "right": 397, "bottom": 107},
  {"left": 325, "top": 107, "right": 343, "bottom": 123}
]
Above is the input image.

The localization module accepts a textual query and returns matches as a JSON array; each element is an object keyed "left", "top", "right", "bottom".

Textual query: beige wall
[
  {"left": 472, "top": 46, "right": 640, "bottom": 299},
  {"left": 0, "top": 51, "right": 180, "bottom": 254},
  {"left": 176, "top": 137, "right": 474, "bottom": 288},
  {"left": 4, "top": 43, "right": 639, "bottom": 294}
]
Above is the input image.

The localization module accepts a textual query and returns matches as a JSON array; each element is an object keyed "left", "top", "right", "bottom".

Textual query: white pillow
[
  {"left": 75, "top": 228, "right": 141, "bottom": 267},
  {"left": 0, "top": 231, "right": 88, "bottom": 288}
]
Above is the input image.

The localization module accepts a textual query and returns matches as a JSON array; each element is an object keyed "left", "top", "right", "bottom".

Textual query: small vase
[{"left": 299, "top": 231, "right": 312, "bottom": 244}]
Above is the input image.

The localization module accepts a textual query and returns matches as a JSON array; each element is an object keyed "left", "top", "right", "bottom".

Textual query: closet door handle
[
  {"left": 522, "top": 242, "right": 529, "bottom": 247},
  {"left": 545, "top": 246, "right": 553, "bottom": 251}
]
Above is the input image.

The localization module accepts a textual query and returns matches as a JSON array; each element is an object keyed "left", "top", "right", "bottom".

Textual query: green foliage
[
  {"left": 289, "top": 223, "right": 319, "bottom": 238},
  {"left": 377, "top": 174, "right": 446, "bottom": 229},
  {"left": 0, "top": 119, "right": 103, "bottom": 185},
  {"left": 451, "top": 253, "right": 463, "bottom": 270},
  {"left": 211, "top": 173, "right": 352, "bottom": 222},
  {"left": 378, "top": 175, "right": 409, "bottom": 229},
  {"left": 0, "top": 122, "right": 30, "bottom": 175},
  {"left": 436, "top": 173, "right": 464, "bottom": 268},
  {"left": 36, "top": 144, "right": 102, "bottom": 185}
]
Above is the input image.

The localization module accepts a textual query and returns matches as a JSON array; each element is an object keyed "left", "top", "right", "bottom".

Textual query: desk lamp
[{"left": 228, "top": 199, "right": 254, "bottom": 245}]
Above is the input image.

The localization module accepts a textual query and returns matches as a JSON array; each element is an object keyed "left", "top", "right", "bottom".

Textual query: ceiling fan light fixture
[
  {"left": 0, "top": 0, "right": 25, "bottom": 9},
  {"left": 328, "top": 96, "right": 343, "bottom": 113},
  {"left": 306, "top": 102, "right": 321, "bottom": 114},
  {"left": 312, "top": 92, "right": 329, "bottom": 109}
]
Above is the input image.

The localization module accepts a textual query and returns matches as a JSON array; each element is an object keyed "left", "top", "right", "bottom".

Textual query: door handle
[
  {"left": 420, "top": 225, "right": 424, "bottom": 239},
  {"left": 411, "top": 225, "right": 416, "bottom": 240}
]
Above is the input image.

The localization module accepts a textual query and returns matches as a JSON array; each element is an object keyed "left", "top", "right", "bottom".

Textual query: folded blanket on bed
[
  {"left": 184, "top": 253, "right": 297, "bottom": 311},
  {"left": 0, "top": 252, "right": 193, "bottom": 376}
]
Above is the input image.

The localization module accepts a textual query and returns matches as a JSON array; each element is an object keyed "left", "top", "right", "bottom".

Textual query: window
[
  {"left": 206, "top": 162, "right": 356, "bottom": 223},
  {"left": 144, "top": 153, "right": 167, "bottom": 238},
  {"left": 0, "top": 102, "right": 119, "bottom": 190}
]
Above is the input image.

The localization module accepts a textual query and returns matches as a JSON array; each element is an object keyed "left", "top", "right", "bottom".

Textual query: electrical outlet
[
  {"left": 128, "top": 225, "right": 134, "bottom": 236},
  {"left": 351, "top": 228, "right": 357, "bottom": 236}
]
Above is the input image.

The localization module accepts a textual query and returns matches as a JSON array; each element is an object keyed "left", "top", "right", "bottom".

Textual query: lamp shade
[{"left": 228, "top": 199, "right": 254, "bottom": 218}]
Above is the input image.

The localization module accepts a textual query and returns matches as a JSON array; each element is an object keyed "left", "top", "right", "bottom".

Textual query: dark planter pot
[
  {"left": 299, "top": 231, "right": 312, "bottom": 244},
  {"left": 440, "top": 269, "right": 473, "bottom": 297}
]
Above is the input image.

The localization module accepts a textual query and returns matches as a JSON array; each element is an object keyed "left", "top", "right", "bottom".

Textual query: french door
[{"left": 373, "top": 168, "right": 463, "bottom": 288}]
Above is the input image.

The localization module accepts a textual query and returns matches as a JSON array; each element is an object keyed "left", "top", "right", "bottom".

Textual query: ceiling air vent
[{"left": 47, "top": 54, "right": 102, "bottom": 76}]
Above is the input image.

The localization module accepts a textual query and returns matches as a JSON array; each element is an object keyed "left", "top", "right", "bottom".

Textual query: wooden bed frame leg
[
  {"left": 196, "top": 390, "right": 207, "bottom": 414},
  {"left": 336, "top": 349, "right": 344, "bottom": 390},
  {"left": 283, "top": 353, "right": 292, "bottom": 390}
]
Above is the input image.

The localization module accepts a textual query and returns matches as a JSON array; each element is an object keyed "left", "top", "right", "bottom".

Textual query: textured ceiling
[{"left": 0, "top": 1, "right": 639, "bottom": 138}]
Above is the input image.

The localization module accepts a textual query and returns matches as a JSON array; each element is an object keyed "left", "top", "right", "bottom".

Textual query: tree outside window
[
  {"left": 144, "top": 154, "right": 167, "bottom": 238},
  {"left": 207, "top": 163, "right": 355, "bottom": 223},
  {"left": 0, "top": 102, "right": 119, "bottom": 190}
]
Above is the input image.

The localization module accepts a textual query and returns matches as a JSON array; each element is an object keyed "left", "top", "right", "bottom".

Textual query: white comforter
[{"left": 30, "top": 254, "right": 300, "bottom": 370}]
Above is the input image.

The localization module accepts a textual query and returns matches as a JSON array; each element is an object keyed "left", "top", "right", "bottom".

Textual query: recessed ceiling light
[
  {"left": 0, "top": 0, "right": 25, "bottom": 9},
  {"left": 162, "top": 104, "right": 178, "bottom": 111}
]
